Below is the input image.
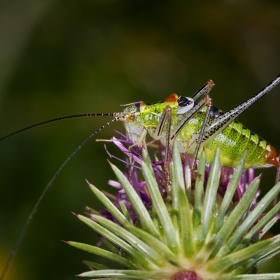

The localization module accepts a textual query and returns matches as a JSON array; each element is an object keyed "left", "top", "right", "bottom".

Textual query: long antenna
[
  {"left": 0, "top": 117, "right": 119, "bottom": 280},
  {"left": 0, "top": 113, "right": 115, "bottom": 142}
]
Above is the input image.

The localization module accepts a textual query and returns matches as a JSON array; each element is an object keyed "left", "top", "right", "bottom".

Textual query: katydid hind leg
[{"left": 202, "top": 75, "right": 280, "bottom": 144}]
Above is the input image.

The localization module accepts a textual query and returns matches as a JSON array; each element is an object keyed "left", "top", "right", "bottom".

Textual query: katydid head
[{"left": 121, "top": 102, "right": 145, "bottom": 146}]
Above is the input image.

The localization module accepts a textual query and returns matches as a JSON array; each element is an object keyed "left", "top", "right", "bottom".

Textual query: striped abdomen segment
[{"left": 204, "top": 121, "right": 278, "bottom": 168}]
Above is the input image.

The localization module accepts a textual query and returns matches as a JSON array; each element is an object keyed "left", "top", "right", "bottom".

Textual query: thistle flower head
[{"left": 67, "top": 132, "right": 280, "bottom": 280}]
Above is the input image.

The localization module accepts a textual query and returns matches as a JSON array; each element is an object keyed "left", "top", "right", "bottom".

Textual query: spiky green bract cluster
[{"left": 68, "top": 142, "right": 280, "bottom": 280}]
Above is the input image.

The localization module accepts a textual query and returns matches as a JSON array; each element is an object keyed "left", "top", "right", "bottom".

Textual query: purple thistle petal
[
  {"left": 108, "top": 180, "right": 122, "bottom": 189},
  {"left": 111, "top": 137, "right": 143, "bottom": 165}
]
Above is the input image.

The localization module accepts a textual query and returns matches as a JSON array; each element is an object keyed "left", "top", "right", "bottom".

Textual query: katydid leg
[
  {"left": 154, "top": 105, "right": 173, "bottom": 188},
  {"left": 274, "top": 154, "right": 280, "bottom": 205},
  {"left": 191, "top": 80, "right": 215, "bottom": 102},
  {"left": 170, "top": 94, "right": 212, "bottom": 141},
  {"left": 202, "top": 76, "right": 280, "bottom": 144},
  {"left": 190, "top": 96, "right": 212, "bottom": 170}
]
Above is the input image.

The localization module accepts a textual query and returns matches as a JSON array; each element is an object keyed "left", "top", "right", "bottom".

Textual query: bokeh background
[{"left": 0, "top": 1, "right": 280, "bottom": 279}]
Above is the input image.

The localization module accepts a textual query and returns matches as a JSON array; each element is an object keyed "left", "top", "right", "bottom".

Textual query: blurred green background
[{"left": 0, "top": 1, "right": 280, "bottom": 279}]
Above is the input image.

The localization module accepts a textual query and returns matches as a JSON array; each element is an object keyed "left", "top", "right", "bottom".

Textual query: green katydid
[
  {"left": 1, "top": 75, "right": 280, "bottom": 280},
  {"left": 123, "top": 77, "right": 279, "bottom": 170}
]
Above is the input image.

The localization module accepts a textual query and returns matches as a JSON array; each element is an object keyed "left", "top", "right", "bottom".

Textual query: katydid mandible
[{"left": 1, "top": 75, "right": 280, "bottom": 280}]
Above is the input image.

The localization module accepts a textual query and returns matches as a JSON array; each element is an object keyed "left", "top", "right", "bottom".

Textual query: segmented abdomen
[{"left": 204, "top": 121, "right": 278, "bottom": 168}]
